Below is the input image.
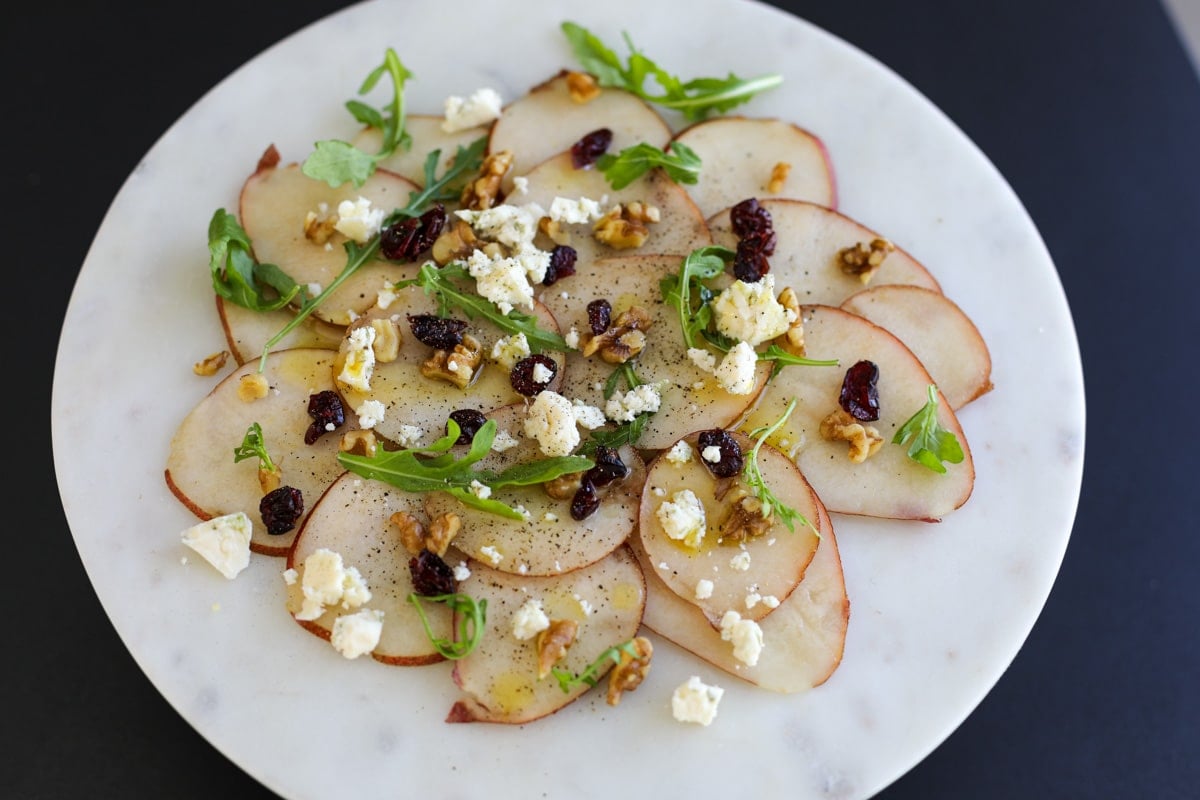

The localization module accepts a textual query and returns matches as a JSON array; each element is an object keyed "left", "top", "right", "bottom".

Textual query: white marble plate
[{"left": 51, "top": 0, "right": 1084, "bottom": 797}]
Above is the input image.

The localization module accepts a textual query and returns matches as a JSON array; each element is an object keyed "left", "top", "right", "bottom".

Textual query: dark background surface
[{"left": 11, "top": 0, "right": 1198, "bottom": 797}]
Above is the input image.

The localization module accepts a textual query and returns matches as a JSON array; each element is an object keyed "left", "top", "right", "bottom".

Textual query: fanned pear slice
[
  {"left": 284, "top": 472, "right": 451, "bottom": 666},
  {"left": 633, "top": 497, "right": 848, "bottom": 692},
  {"left": 423, "top": 404, "right": 645, "bottom": 577},
  {"left": 216, "top": 295, "right": 344, "bottom": 366},
  {"left": 514, "top": 151, "right": 713, "bottom": 264},
  {"left": 334, "top": 284, "right": 564, "bottom": 448},
  {"left": 354, "top": 114, "right": 489, "bottom": 188},
  {"left": 708, "top": 199, "right": 941, "bottom": 306},
  {"left": 638, "top": 430, "right": 822, "bottom": 624},
  {"left": 538, "top": 254, "right": 770, "bottom": 451},
  {"left": 446, "top": 544, "right": 646, "bottom": 724},
  {"left": 165, "top": 348, "right": 360, "bottom": 556},
  {"left": 671, "top": 116, "right": 837, "bottom": 219},
  {"left": 840, "top": 284, "right": 993, "bottom": 410},
  {"left": 740, "top": 305, "right": 975, "bottom": 520},
  {"left": 487, "top": 70, "right": 671, "bottom": 194},
  {"left": 239, "top": 155, "right": 418, "bottom": 325}
]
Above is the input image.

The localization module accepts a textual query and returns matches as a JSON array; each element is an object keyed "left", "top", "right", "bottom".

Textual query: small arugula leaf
[
  {"left": 208, "top": 209, "right": 301, "bottom": 312},
  {"left": 302, "top": 48, "right": 413, "bottom": 188},
  {"left": 596, "top": 141, "right": 701, "bottom": 190},
  {"left": 743, "top": 398, "right": 814, "bottom": 534},
  {"left": 660, "top": 245, "right": 733, "bottom": 349},
  {"left": 702, "top": 330, "right": 840, "bottom": 379},
  {"left": 561, "top": 22, "right": 782, "bottom": 121},
  {"left": 892, "top": 385, "right": 964, "bottom": 474},
  {"left": 232, "top": 422, "right": 276, "bottom": 473},
  {"left": 581, "top": 363, "right": 652, "bottom": 455},
  {"left": 551, "top": 639, "right": 642, "bottom": 692},
  {"left": 408, "top": 593, "right": 487, "bottom": 659}
]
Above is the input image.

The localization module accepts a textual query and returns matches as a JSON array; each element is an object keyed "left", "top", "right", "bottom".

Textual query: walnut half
[
  {"left": 837, "top": 238, "right": 896, "bottom": 285},
  {"left": 819, "top": 408, "right": 884, "bottom": 462},
  {"left": 580, "top": 305, "right": 654, "bottom": 364},
  {"left": 607, "top": 636, "right": 653, "bottom": 706},
  {"left": 593, "top": 202, "right": 660, "bottom": 250},
  {"left": 536, "top": 619, "right": 579, "bottom": 679},
  {"left": 421, "top": 334, "right": 483, "bottom": 389}
]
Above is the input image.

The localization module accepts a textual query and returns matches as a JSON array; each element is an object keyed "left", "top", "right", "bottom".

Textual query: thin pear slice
[
  {"left": 353, "top": 114, "right": 489, "bottom": 188},
  {"left": 537, "top": 254, "right": 769, "bottom": 451},
  {"left": 285, "top": 472, "right": 452, "bottom": 666},
  {"left": 840, "top": 284, "right": 993, "bottom": 410},
  {"left": 633, "top": 497, "right": 848, "bottom": 693},
  {"left": 423, "top": 404, "right": 645, "bottom": 576},
  {"left": 708, "top": 199, "right": 941, "bottom": 306},
  {"left": 165, "top": 348, "right": 359, "bottom": 556},
  {"left": 239, "top": 158, "right": 418, "bottom": 326},
  {"left": 216, "top": 295, "right": 344, "bottom": 366},
  {"left": 513, "top": 151, "right": 712, "bottom": 264},
  {"left": 671, "top": 116, "right": 837, "bottom": 219},
  {"left": 638, "top": 430, "right": 822, "bottom": 624},
  {"left": 740, "top": 305, "right": 975, "bottom": 521},
  {"left": 487, "top": 70, "right": 671, "bottom": 194},
  {"left": 446, "top": 544, "right": 646, "bottom": 724},
  {"left": 334, "top": 284, "right": 564, "bottom": 448}
]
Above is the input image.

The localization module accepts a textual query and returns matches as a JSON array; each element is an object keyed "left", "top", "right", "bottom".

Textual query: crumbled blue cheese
[
  {"left": 694, "top": 579, "right": 714, "bottom": 600},
  {"left": 701, "top": 445, "right": 723, "bottom": 463},
  {"left": 442, "top": 87, "right": 503, "bottom": 133},
  {"left": 456, "top": 203, "right": 545, "bottom": 251},
  {"left": 564, "top": 326, "right": 581, "bottom": 349},
  {"left": 548, "top": 195, "right": 606, "bottom": 224},
  {"left": 479, "top": 545, "right": 503, "bottom": 566},
  {"left": 295, "top": 548, "right": 372, "bottom": 621},
  {"left": 605, "top": 383, "right": 662, "bottom": 423},
  {"left": 452, "top": 562, "right": 472, "bottom": 581},
  {"left": 180, "top": 511, "right": 252, "bottom": 580},
  {"left": 712, "top": 274, "right": 790, "bottom": 345},
  {"left": 330, "top": 608, "right": 384, "bottom": 659},
  {"left": 338, "top": 325, "right": 377, "bottom": 392},
  {"left": 729, "top": 550, "right": 752, "bottom": 571},
  {"left": 524, "top": 390, "right": 580, "bottom": 457},
  {"left": 671, "top": 676, "right": 724, "bottom": 726},
  {"left": 719, "top": 610, "right": 764, "bottom": 666},
  {"left": 489, "top": 332, "right": 531, "bottom": 370},
  {"left": 395, "top": 425, "right": 423, "bottom": 447},
  {"left": 571, "top": 399, "right": 607, "bottom": 430},
  {"left": 357, "top": 399, "right": 386, "bottom": 429},
  {"left": 334, "top": 197, "right": 386, "bottom": 244},
  {"left": 531, "top": 361, "right": 555, "bottom": 384},
  {"left": 490, "top": 429, "right": 520, "bottom": 452},
  {"left": 665, "top": 440, "right": 694, "bottom": 464},
  {"left": 511, "top": 598, "right": 550, "bottom": 640},
  {"left": 469, "top": 479, "right": 492, "bottom": 499},
  {"left": 713, "top": 341, "right": 758, "bottom": 395},
  {"left": 687, "top": 347, "right": 717, "bottom": 374},
  {"left": 656, "top": 489, "right": 706, "bottom": 549},
  {"left": 465, "top": 249, "right": 538, "bottom": 314}
]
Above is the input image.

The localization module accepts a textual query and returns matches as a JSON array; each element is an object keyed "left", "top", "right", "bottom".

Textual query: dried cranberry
[
  {"left": 409, "top": 550, "right": 458, "bottom": 597},
  {"left": 839, "top": 360, "right": 881, "bottom": 421},
  {"left": 543, "top": 245, "right": 578, "bottom": 286},
  {"left": 448, "top": 408, "right": 487, "bottom": 444},
  {"left": 696, "top": 429, "right": 744, "bottom": 478},
  {"left": 380, "top": 203, "right": 446, "bottom": 261},
  {"left": 730, "top": 198, "right": 775, "bottom": 244},
  {"left": 304, "top": 390, "right": 345, "bottom": 444},
  {"left": 733, "top": 238, "right": 772, "bottom": 282},
  {"left": 571, "top": 127, "right": 613, "bottom": 168},
  {"left": 729, "top": 198, "right": 777, "bottom": 283},
  {"left": 260, "top": 486, "right": 304, "bottom": 535},
  {"left": 586, "top": 445, "right": 629, "bottom": 487},
  {"left": 586, "top": 298, "right": 612, "bottom": 335},
  {"left": 570, "top": 479, "right": 601, "bottom": 521},
  {"left": 510, "top": 354, "right": 558, "bottom": 396},
  {"left": 408, "top": 314, "right": 467, "bottom": 350}
]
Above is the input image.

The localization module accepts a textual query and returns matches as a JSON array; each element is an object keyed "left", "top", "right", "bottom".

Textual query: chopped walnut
[
  {"left": 543, "top": 471, "right": 585, "bottom": 500},
  {"left": 369, "top": 318, "right": 402, "bottom": 362},
  {"left": 391, "top": 511, "right": 427, "bottom": 556},
  {"left": 606, "top": 636, "right": 653, "bottom": 706},
  {"left": 538, "top": 215, "right": 572, "bottom": 246},
  {"left": 775, "top": 286, "right": 806, "bottom": 356},
  {"left": 431, "top": 219, "right": 481, "bottom": 265},
  {"left": 426, "top": 513, "right": 462, "bottom": 557},
  {"left": 837, "top": 238, "right": 896, "bottom": 285},
  {"left": 765, "top": 161, "right": 792, "bottom": 194},
  {"left": 193, "top": 350, "right": 229, "bottom": 376},
  {"left": 580, "top": 305, "right": 654, "bottom": 364},
  {"left": 820, "top": 408, "right": 884, "bottom": 462},
  {"left": 719, "top": 492, "right": 773, "bottom": 543},
  {"left": 237, "top": 373, "right": 270, "bottom": 402},
  {"left": 593, "top": 202, "right": 660, "bottom": 250},
  {"left": 536, "top": 619, "right": 580, "bottom": 679},
  {"left": 460, "top": 150, "right": 515, "bottom": 211},
  {"left": 303, "top": 205, "right": 338, "bottom": 245},
  {"left": 339, "top": 429, "right": 379, "bottom": 458},
  {"left": 565, "top": 71, "right": 601, "bottom": 103},
  {"left": 421, "top": 334, "right": 483, "bottom": 389}
]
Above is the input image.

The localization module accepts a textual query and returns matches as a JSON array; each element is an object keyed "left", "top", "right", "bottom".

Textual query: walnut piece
[
  {"left": 237, "top": 373, "right": 270, "bottom": 402},
  {"left": 837, "top": 238, "right": 896, "bottom": 285},
  {"left": 369, "top": 318, "right": 402, "bottom": 362},
  {"left": 580, "top": 305, "right": 654, "bottom": 364},
  {"left": 543, "top": 471, "right": 585, "bottom": 500},
  {"left": 339, "top": 429, "right": 379, "bottom": 457},
  {"left": 606, "top": 636, "right": 653, "bottom": 706},
  {"left": 391, "top": 511, "right": 427, "bottom": 556},
  {"left": 303, "top": 205, "right": 338, "bottom": 245},
  {"left": 765, "top": 161, "right": 792, "bottom": 194},
  {"left": 421, "top": 333, "right": 483, "bottom": 389},
  {"left": 775, "top": 286, "right": 806, "bottom": 356},
  {"left": 193, "top": 350, "right": 229, "bottom": 376},
  {"left": 538, "top": 215, "right": 572, "bottom": 246},
  {"left": 536, "top": 619, "right": 580, "bottom": 679},
  {"left": 566, "top": 70, "right": 601, "bottom": 103},
  {"left": 820, "top": 408, "right": 884, "bottom": 462},
  {"left": 431, "top": 219, "right": 481, "bottom": 265},
  {"left": 426, "top": 513, "right": 462, "bottom": 557},
  {"left": 719, "top": 492, "right": 773, "bottom": 543},
  {"left": 460, "top": 150, "right": 514, "bottom": 211},
  {"left": 593, "top": 202, "right": 660, "bottom": 250}
]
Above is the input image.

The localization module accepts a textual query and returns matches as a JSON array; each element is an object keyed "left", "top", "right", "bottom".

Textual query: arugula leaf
[
  {"left": 232, "top": 422, "right": 276, "bottom": 473},
  {"left": 743, "top": 398, "right": 814, "bottom": 534},
  {"left": 660, "top": 245, "right": 733, "bottom": 349},
  {"left": 561, "top": 22, "right": 782, "bottom": 121},
  {"left": 580, "top": 364, "right": 652, "bottom": 454},
  {"left": 393, "top": 262, "right": 569, "bottom": 353},
  {"left": 892, "top": 384, "right": 964, "bottom": 474},
  {"left": 551, "top": 639, "right": 643, "bottom": 692},
  {"left": 596, "top": 141, "right": 701, "bottom": 190},
  {"left": 703, "top": 330, "right": 839, "bottom": 378},
  {"left": 408, "top": 592, "right": 487, "bottom": 659},
  {"left": 208, "top": 209, "right": 302, "bottom": 312},
  {"left": 338, "top": 418, "right": 592, "bottom": 519},
  {"left": 302, "top": 48, "right": 414, "bottom": 188}
]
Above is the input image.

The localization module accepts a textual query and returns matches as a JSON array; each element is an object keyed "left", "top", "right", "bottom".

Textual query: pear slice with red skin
[
  {"left": 740, "top": 305, "right": 975, "bottom": 521},
  {"left": 513, "top": 151, "right": 712, "bottom": 264},
  {"left": 538, "top": 253, "right": 770, "bottom": 452},
  {"left": 840, "top": 284, "right": 993, "bottom": 410},
  {"left": 633, "top": 496, "right": 848, "bottom": 692},
  {"left": 423, "top": 404, "right": 645, "bottom": 577},
  {"left": 165, "top": 348, "right": 359, "bottom": 556},
  {"left": 333, "top": 283, "right": 564, "bottom": 449},
  {"left": 216, "top": 295, "right": 344, "bottom": 366},
  {"left": 708, "top": 198, "right": 941, "bottom": 306},
  {"left": 238, "top": 150, "right": 419, "bottom": 326},
  {"left": 446, "top": 544, "right": 646, "bottom": 724},
  {"left": 487, "top": 70, "right": 671, "bottom": 194},
  {"left": 285, "top": 471, "right": 452, "bottom": 666},
  {"left": 638, "top": 430, "right": 822, "bottom": 624},
  {"left": 353, "top": 114, "right": 490, "bottom": 189},
  {"left": 671, "top": 116, "right": 837, "bottom": 220}
]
